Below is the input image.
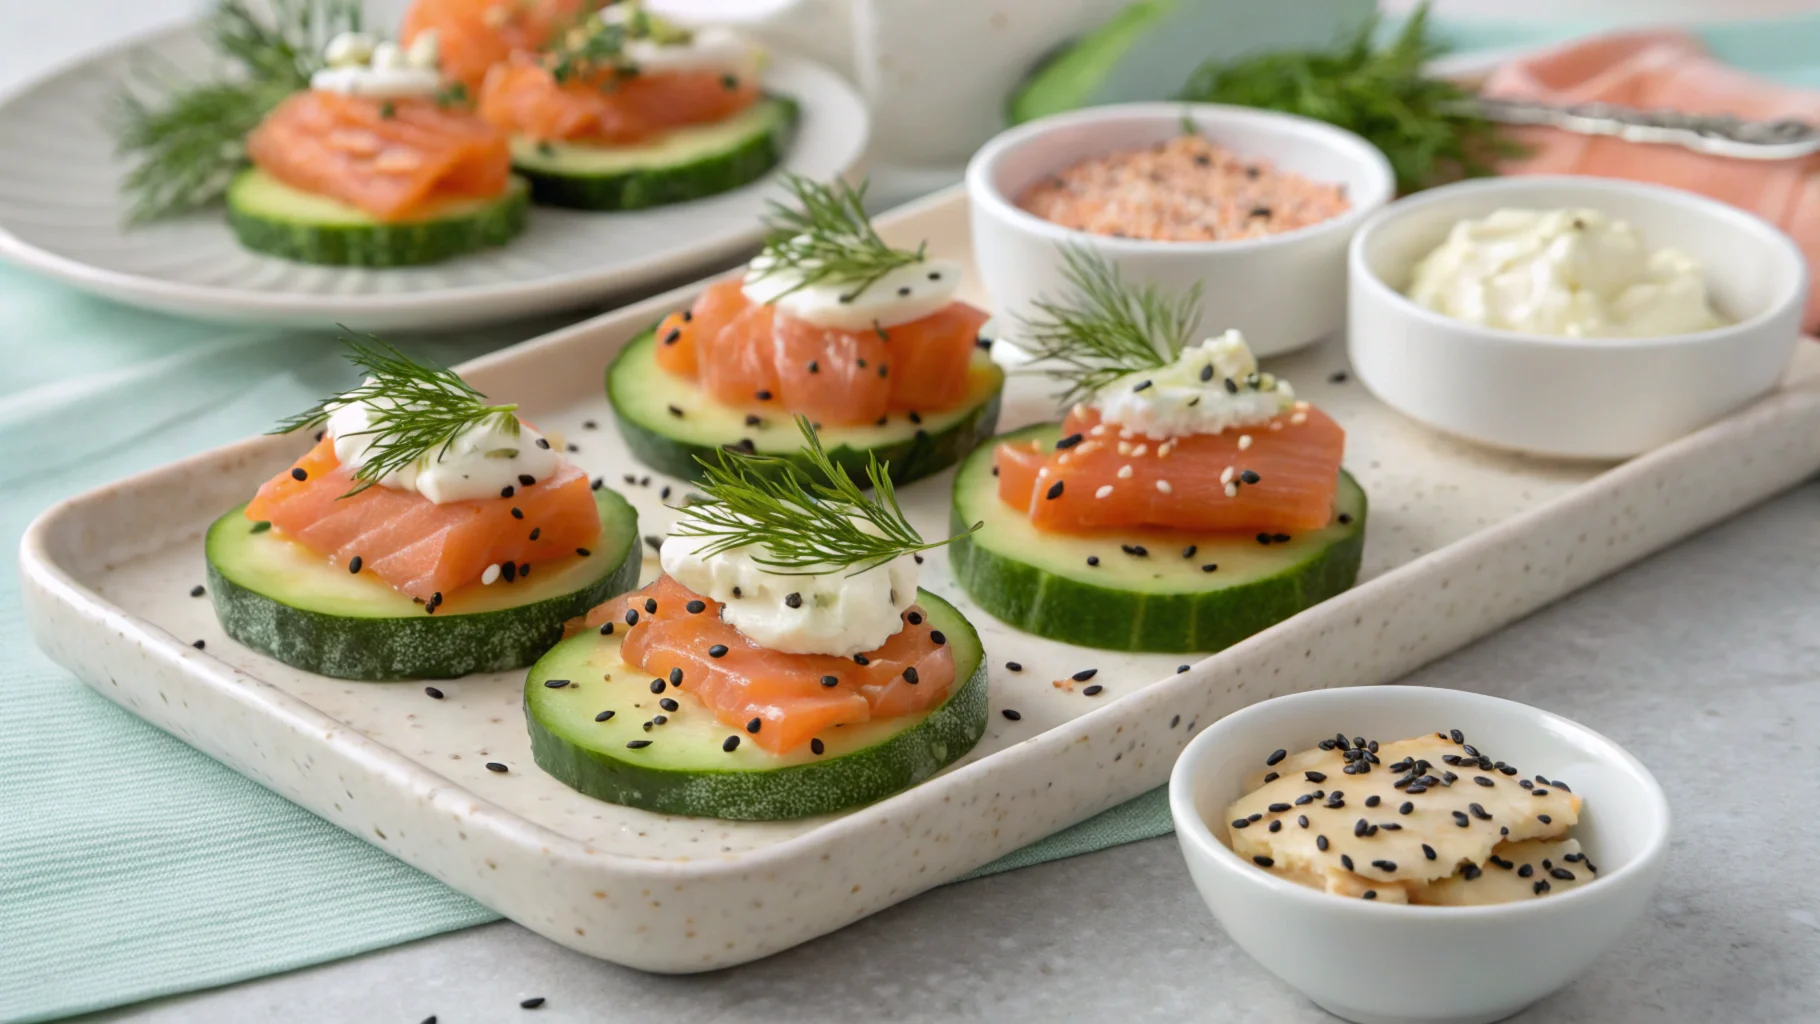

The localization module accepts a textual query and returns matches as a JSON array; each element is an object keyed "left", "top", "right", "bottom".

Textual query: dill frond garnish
[
  {"left": 673, "top": 417, "right": 978, "bottom": 575},
  {"left": 748, "top": 175, "right": 928, "bottom": 303},
  {"left": 1177, "top": 1, "right": 1521, "bottom": 191},
  {"left": 111, "top": 0, "right": 362, "bottom": 224},
  {"left": 1013, "top": 245, "right": 1203, "bottom": 407},
  {"left": 271, "top": 336, "right": 521, "bottom": 496},
  {"left": 546, "top": 2, "right": 690, "bottom": 85}
]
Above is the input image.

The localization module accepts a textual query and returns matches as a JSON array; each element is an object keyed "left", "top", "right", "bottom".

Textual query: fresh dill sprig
[
  {"left": 111, "top": 0, "right": 362, "bottom": 223},
  {"left": 1177, "top": 1, "right": 1522, "bottom": 192},
  {"left": 271, "top": 336, "right": 520, "bottom": 496},
  {"left": 673, "top": 417, "right": 978, "bottom": 575},
  {"left": 749, "top": 175, "right": 927, "bottom": 302},
  {"left": 546, "top": 3, "right": 690, "bottom": 85},
  {"left": 1014, "top": 245, "right": 1203, "bottom": 407}
]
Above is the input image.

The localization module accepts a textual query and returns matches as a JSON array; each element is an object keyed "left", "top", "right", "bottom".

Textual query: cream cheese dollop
[
  {"left": 601, "top": 4, "right": 765, "bottom": 77},
  {"left": 1089, "top": 329, "right": 1295, "bottom": 441},
  {"left": 741, "top": 250, "right": 964, "bottom": 331},
  {"left": 660, "top": 527, "right": 918, "bottom": 657},
  {"left": 1405, "top": 207, "right": 1725, "bottom": 338},
  {"left": 310, "top": 31, "right": 441, "bottom": 100},
  {"left": 324, "top": 387, "right": 560, "bottom": 505}
]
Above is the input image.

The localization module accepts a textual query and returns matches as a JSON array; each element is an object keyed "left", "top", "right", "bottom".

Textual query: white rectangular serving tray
[{"left": 22, "top": 187, "right": 1820, "bottom": 972}]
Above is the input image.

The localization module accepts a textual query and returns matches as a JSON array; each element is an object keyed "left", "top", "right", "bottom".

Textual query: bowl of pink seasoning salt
[{"left": 967, "top": 102, "right": 1394, "bottom": 357}]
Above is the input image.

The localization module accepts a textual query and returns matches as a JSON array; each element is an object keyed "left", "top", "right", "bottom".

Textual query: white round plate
[{"left": 0, "top": 23, "right": 868, "bottom": 329}]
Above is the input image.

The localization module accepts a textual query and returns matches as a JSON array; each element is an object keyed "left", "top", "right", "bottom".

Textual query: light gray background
[{"left": 5, "top": 1, "right": 1817, "bottom": 1021}]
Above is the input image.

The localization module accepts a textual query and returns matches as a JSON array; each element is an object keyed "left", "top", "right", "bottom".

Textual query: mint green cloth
[{"left": 0, "top": 265, "right": 1172, "bottom": 1024}]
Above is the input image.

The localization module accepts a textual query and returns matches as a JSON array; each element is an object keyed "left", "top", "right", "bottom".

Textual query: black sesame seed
[
  {"left": 1338, "top": 513, "right": 1354, "bottom": 525},
  {"left": 519, "top": 474, "right": 536, "bottom": 487},
  {"left": 1422, "top": 843, "right": 1437, "bottom": 861},
  {"left": 624, "top": 609, "right": 638, "bottom": 626},
  {"left": 1004, "top": 661, "right": 1023, "bottom": 672},
  {"left": 520, "top": 997, "right": 545, "bottom": 1009},
  {"left": 1224, "top": 378, "right": 1239, "bottom": 394},
  {"left": 707, "top": 644, "right": 729, "bottom": 659},
  {"left": 1266, "top": 748, "right": 1287, "bottom": 766},
  {"left": 667, "top": 405, "right": 685, "bottom": 418},
  {"left": 1474, "top": 775, "right": 1494, "bottom": 787},
  {"left": 784, "top": 592, "right": 803, "bottom": 609},
  {"left": 595, "top": 710, "right": 615, "bottom": 722},
  {"left": 901, "top": 666, "right": 920, "bottom": 685},
  {"left": 668, "top": 667, "right": 683, "bottom": 686},
  {"left": 577, "top": 547, "right": 592, "bottom": 557},
  {"left": 1001, "top": 708, "right": 1022, "bottom": 722},
  {"left": 543, "top": 678, "right": 569, "bottom": 689},
  {"left": 1519, "top": 864, "right": 1534, "bottom": 877},
  {"left": 811, "top": 738, "right": 825, "bottom": 755},
  {"left": 648, "top": 678, "right": 665, "bottom": 695},
  {"left": 528, "top": 528, "right": 541, "bottom": 541},
  {"left": 1055, "top": 433, "right": 1085, "bottom": 450},
  {"left": 486, "top": 762, "right": 507, "bottom": 773},
  {"left": 1252, "top": 855, "right": 1274, "bottom": 867},
  {"left": 1071, "top": 668, "right": 1098, "bottom": 682},
  {"left": 1340, "top": 854, "right": 1354, "bottom": 871},
  {"left": 1082, "top": 684, "right": 1104, "bottom": 696},
  {"left": 1232, "top": 818, "right": 1251, "bottom": 829},
  {"left": 189, "top": 584, "right": 206, "bottom": 598},
  {"left": 424, "top": 686, "right": 444, "bottom": 699},
  {"left": 1452, "top": 811, "right": 1470, "bottom": 827},
  {"left": 1305, "top": 771, "right": 1326, "bottom": 783},
  {"left": 1087, "top": 556, "right": 1100, "bottom": 566},
  {"left": 1551, "top": 867, "right": 1575, "bottom": 881},
  {"left": 1121, "top": 544, "right": 1149, "bottom": 557},
  {"left": 1449, "top": 729, "right": 1465, "bottom": 744},
  {"left": 1316, "top": 835, "right": 1329, "bottom": 851},
  {"left": 192, "top": 639, "right": 206, "bottom": 650},
  {"left": 1177, "top": 664, "right": 1190, "bottom": 673},
  {"left": 1469, "top": 803, "right": 1492, "bottom": 821},
  {"left": 929, "top": 630, "right": 946, "bottom": 645},
  {"left": 626, "top": 740, "right": 651, "bottom": 749},
  {"left": 1045, "top": 481, "right": 1065, "bottom": 500},
  {"left": 1537, "top": 814, "right": 1553, "bottom": 825},
  {"left": 1399, "top": 801, "right": 1413, "bottom": 815},
  {"left": 746, "top": 718, "right": 762, "bottom": 733},
  {"left": 1372, "top": 859, "right": 1397, "bottom": 873},
  {"left": 906, "top": 611, "right": 924, "bottom": 625},
  {"left": 290, "top": 467, "right": 308, "bottom": 482},
  {"left": 510, "top": 507, "right": 524, "bottom": 520},
  {"left": 662, "top": 328, "right": 681, "bottom": 345},
  {"left": 1461, "top": 863, "right": 1482, "bottom": 881},
  {"left": 644, "top": 598, "right": 658, "bottom": 614}
]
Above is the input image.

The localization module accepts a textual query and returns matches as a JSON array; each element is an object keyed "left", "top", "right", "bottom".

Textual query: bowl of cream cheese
[{"left": 1347, "top": 175, "right": 1806, "bottom": 459}]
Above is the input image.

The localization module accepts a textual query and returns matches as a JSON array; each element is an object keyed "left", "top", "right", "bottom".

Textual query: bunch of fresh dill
[
  {"left": 111, "top": 0, "right": 363, "bottom": 223},
  {"left": 1178, "top": 2, "right": 1520, "bottom": 192}
]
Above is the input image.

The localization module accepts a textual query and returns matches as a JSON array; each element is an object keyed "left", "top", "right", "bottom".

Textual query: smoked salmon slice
[
  {"left": 245, "top": 91, "right": 513, "bottom": 222},
  {"left": 582, "top": 576, "right": 956, "bottom": 754},
  {"left": 478, "top": 54, "right": 760, "bottom": 144},
  {"left": 401, "top": 0, "right": 596, "bottom": 93},
  {"left": 996, "top": 406, "right": 1345, "bottom": 534},
  {"left": 653, "top": 282, "right": 990, "bottom": 426},
  {"left": 245, "top": 435, "right": 601, "bottom": 603}
]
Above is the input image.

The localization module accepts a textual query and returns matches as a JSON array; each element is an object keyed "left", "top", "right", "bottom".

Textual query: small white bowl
[
  {"left": 965, "top": 102, "right": 1395, "bottom": 358},
  {"left": 1169, "top": 685, "right": 1670, "bottom": 1024},
  {"left": 1348, "top": 176, "right": 1808, "bottom": 459}
]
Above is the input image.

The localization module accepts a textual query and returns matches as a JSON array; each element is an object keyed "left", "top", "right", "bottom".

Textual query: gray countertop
[{"left": 77, "top": 480, "right": 1820, "bottom": 1023}]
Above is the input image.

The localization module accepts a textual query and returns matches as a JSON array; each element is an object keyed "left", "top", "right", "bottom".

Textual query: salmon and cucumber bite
[
  {"left": 949, "top": 248, "right": 1365, "bottom": 653},
  {"left": 610, "top": 176, "right": 1004, "bottom": 486},
  {"left": 226, "top": 29, "right": 529, "bottom": 266},
  {"left": 400, "top": 0, "right": 598, "bottom": 94},
  {"left": 525, "top": 419, "right": 988, "bottom": 819},
  {"left": 207, "top": 340, "right": 640, "bottom": 680},
  {"left": 476, "top": 1, "right": 797, "bottom": 209}
]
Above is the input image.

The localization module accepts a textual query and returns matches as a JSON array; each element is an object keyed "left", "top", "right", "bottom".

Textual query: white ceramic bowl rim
[
  {"left": 967, "top": 101, "right": 1397, "bottom": 256},
  {"left": 1350, "top": 174, "right": 1809, "bottom": 350},
  {"left": 1169, "top": 685, "right": 1672, "bottom": 920}
]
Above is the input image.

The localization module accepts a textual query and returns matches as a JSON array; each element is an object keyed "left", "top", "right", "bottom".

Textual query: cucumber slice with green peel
[
  {"left": 224, "top": 169, "right": 529, "bottom": 267},
  {"left": 606, "top": 328, "right": 1005, "bottom": 486},
  {"left": 510, "top": 97, "right": 798, "bottom": 210},
  {"left": 948, "top": 422, "right": 1366, "bottom": 653},
  {"left": 205, "top": 488, "right": 641, "bottom": 680},
  {"left": 524, "top": 589, "right": 988, "bottom": 820}
]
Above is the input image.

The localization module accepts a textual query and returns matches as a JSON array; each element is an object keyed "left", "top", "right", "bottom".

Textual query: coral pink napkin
[{"left": 1484, "top": 30, "right": 1820, "bottom": 328}]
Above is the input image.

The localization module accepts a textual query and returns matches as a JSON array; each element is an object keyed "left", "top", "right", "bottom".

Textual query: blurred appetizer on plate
[
  {"left": 525, "top": 419, "right": 988, "bottom": 820},
  {"left": 950, "top": 247, "right": 1364, "bottom": 653},
  {"left": 114, "top": 1, "right": 529, "bottom": 265},
  {"left": 476, "top": 0, "right": 799, "bottom": 208},
  {"left": 207, "top": 339, "right": 640, "bottom": 680},
  {"left": 609, "top": 174, "right": 1005, "bottom": 485}
]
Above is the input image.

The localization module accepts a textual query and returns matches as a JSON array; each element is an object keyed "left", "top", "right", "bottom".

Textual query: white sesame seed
[
  {"left": 1116, "top": 442, "right": 1132, "bottom": 455},
  {"left": 1116, "top": 465, "right": 1134, "bottom": 480},
  {"left": 1090, "top": 425, "right": 1107, "bottom": 437},
  {"left": 1095, "top": 485, "right": 1114, "bottom": 499},
  {"left": 1131, "top": 444, "right": 1148, "bottom": 457},
  {"left": 1156, "top": 479, "right": 1173, "bottom": 494},
  {"left": 1290, "top": 412, "right": 1307, "bottom": 425},
  {"left": 1270, "top": 421, "right": 1284, "bottom": 431},
  {"left": 1057, "top": 454, "right": 1070, "bottom": 465},
  {"left": 1157, "top": 441, "right": 1174, "bottom": 457},
  {"left": 1294, "top": 400, "right": 1310, "bottom": 411},
  {"left": 1237, "top": 434, "right": 1253, "bottom": 450},
  {"left": 1220, "top": 466, "right": 1235, "bottom": 484},
  {"left": 482, "top": 563, "right": 501, "bottom": 585},
  {"left": 1224, "top": 482, "right": 1239, "bottom": 497}
]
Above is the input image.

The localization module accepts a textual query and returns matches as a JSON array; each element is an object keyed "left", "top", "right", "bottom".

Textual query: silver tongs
[{"left": 1458, "top": 96, "right": 1820, "bottom": 161}]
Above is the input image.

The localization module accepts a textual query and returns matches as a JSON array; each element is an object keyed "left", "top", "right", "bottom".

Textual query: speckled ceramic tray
[{"left": 21, "top": 188, "right": 1820, "bottom": 973}]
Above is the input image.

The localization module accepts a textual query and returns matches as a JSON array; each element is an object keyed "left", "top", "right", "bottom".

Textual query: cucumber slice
[
  {"left": 509, "top": 97, "right": 798, "bottom": 210},
  {"left": 948, "top": 422, "right": 1366, "bottom": 653},
  {"left": 524, "top": 589, "right": 988, "bottom": 819},
  {"left": 224, "top": 168, "right": 529, "bottom": 267},
  {"left": 606, "top": 328, "right": 1005, "bottom": 486},
  {"left": 206, "top": 488, "right": 641, "bottom": 680}
]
